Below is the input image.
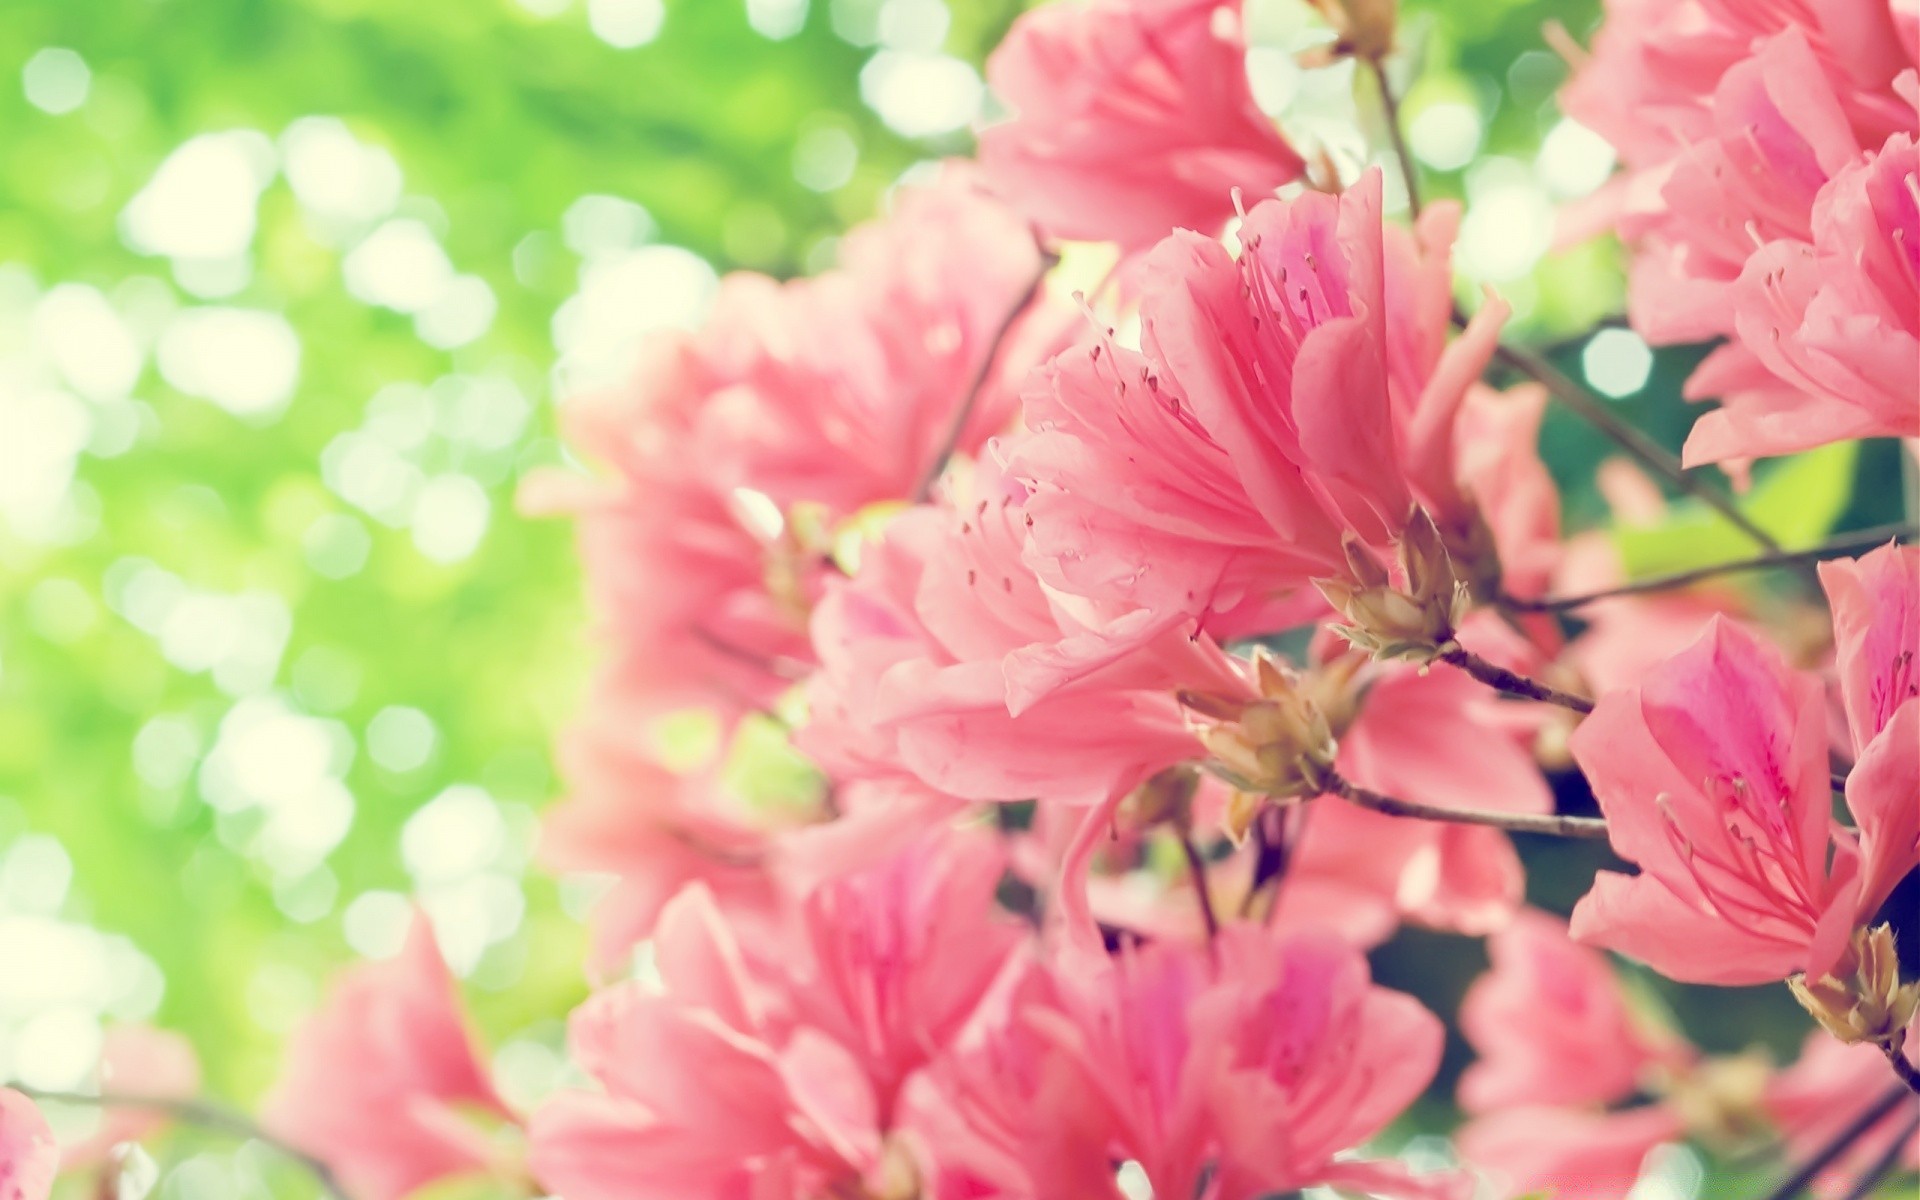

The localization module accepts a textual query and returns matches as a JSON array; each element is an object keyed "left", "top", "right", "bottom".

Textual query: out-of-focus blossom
[
  {"left": 1011, "top": 172, "right": 1513, "bottom": 640},
  {"left": 264, "top": 915, "right": 518, "bottom": 1200},
  {"left": 1570, "top": 611, "right": 1919, "bottom": 987},
  {"left": 1562, "top": 0, "right": 1914, "bottom": 177},
  {"left": 0, "top": 1091, "right": 56, "bottom": 1200},
  {"left": 61, "top": 1026, "right": 201, "bottom": 1167},
  {"left": 540, "top": 702, "right": 788, "bottom": 974},
  {"left": 526, "top": 170, "right": 1053, "bottom": 726},
  {"left": 977, "top": 0, "right": 1303, "bottom": 252},
  {"left": 529, "top": 830, "right": 1025, "bottom": 1200}
]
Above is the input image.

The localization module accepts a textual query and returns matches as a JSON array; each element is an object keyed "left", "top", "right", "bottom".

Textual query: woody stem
[
  {"left": 1323, "top": 771, "right": 1611, "bottom": 840},
  {"left": 1838, "top": 1108, "right": 1920, "bottom": 1200},
  {"left": 18, "top": 1086, "right": 348, "bottom": 1200},
  {"left": 911, "top": 252, "right": 1057, "bottom": 503},
  {"left": 1368, "top": 56, "right": 1422, "bottom": 219},
  {"left": 1887, "top": 1041, "right": 1920, "bottom": 1096},
  {"left": 1503, "top": 522, "right": 1918, "bottom": 613},
  {"left": 1480, "top": 335, "right": 1783, "bottom": 554},
  {"left": 1180, "top": 833, "right": 1222, "bottom": 942},
  {"left": 1759, "top": 1082, "right": 1913, "bottom": 1200},
  {"left": 1436, "top": 645, "right": 1594, "bottom": 714}
]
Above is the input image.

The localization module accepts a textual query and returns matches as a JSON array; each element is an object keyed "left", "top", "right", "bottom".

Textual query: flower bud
[
  {"left": 1180, "top": 652, "right": 1337, "bottom": 841},
  {"left": 1788, "top": 924, "right": 1920, "bottom": 1049},
  {"left": 1664, "top": 1050, "right": 1773, "bottom": 1148},
  {"left": 1314, "top": 510, "right": 1469, "bottom": 665},
  {"left": 1304, "top": 0, "right": 1398, "bottom": 62}
]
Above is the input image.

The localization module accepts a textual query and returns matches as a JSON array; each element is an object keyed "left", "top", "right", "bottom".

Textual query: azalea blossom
[
  {"left": 1569, "top": 600, "right": 1919, "bottom": 987},
  {"left": 977, "top": 0, "right": 1304, "bottom": 252},
  {"left": 263, "top": 915, "right": 519, "bottom": 1200},
  {"left": 1011, "top": 171, "right": 1515, "bottom": 640}
]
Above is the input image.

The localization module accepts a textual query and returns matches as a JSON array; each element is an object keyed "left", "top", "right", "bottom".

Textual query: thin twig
[
  {"left": 1437, "top": 645, "right": 1594, "bottom": 714},
  {"left": 1180, "top": 833, "right": 1221, "bottom": 942},
  {"left": 1838, "top": 1107, "right": 1920, "bottom": 1200},
  {"left": 910, "top": 253, "right": 1057, "bottom": 503},
  {"left": 19, "top": 1087, "right": 349, "bottom": 1199},
  {"left": 1761, "top": 1083, "right": 1914, "bottom": 1200},
  {"left": 1887, "top": 1042, "right": 1920, "bottom": 1097},
  {"left": 1505, "top": 523, "right": 1917, "bottom": 613},
  {"left": 1483, "top": 335, "right": 1783, "bottom": 554},
  {"left": 1368, "top": 56, "right": 1421, "bottom": 219},
  {"left": 1325, "top": 771, "right": 1611, "bottom": 840}
]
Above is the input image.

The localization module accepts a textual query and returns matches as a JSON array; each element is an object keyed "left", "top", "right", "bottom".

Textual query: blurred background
[{"left": 0, "top": 0, "right": 1908, "bottom": 1196}]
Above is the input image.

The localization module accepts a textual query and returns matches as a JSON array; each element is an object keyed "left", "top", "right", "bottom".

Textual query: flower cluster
[{"left": 7, "top": 1, "right": 1916, "bottom": 1198}]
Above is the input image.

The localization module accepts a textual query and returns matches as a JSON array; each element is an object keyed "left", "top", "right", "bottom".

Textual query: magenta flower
[{"left": 977, "top": 0, "right": 1303, "bottom": 252}]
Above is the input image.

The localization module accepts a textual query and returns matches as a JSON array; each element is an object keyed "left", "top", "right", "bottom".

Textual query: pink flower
[
  {"left": 1562, "top": 0, "right": 1913, "bottom": 177},
  {"left": 0, "top": 1091, "right": 55, "bottom": 1200},
  {"left": 1011, "top": 172, "right": 1511, "bottom": 638},
  {"left": 1819, "top": 542, "right": 1920, "bottom": 910},
  {"left": 530, "top": 830, "right": 1026, "bottom": 1200},
  {"left": 1622, "top": 27, "right": 1865, "bottom": 384},
  {"left": 1688, "top": 133, "right": 1920, "bottom": 464},
  {"left": 1454, "top": 912, "right": 1705, "bottom": 1200},
  {"left": 1569, "top": 615, "right": 1917, "bottom": 984},
  {"left": 61, "top": 1026, "right": 201, "bottom": 1167},
  {"left": 800, "top": 473, "right": 1239, "bottom": 807},
  {"left": 977, "top": 0, "right": 1303, "bottom": 252},
  {"left": 526, "top": 170, "right": 1051, "bottom": 723},
  {"left": 1456, "top": 1106, "right": 1684, "bottom": 1200},
  {"left": 931, "top": 926, "right": 1467, "bottom": 1199},
  {"left": 1458, "top": 910, "right": 1683, "bottom": 1115},
  {"left": 540, "top": 703, "right": 786, "bottom": 974},
  {"left": 263, "top": 915, "right": 516, "bottom": 1200}
]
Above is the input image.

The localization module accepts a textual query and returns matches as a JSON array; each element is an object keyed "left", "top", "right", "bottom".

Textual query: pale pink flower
[
  {"left": 1562, "top": 0, "right": 1914, "bottom": 177},
  {"left": 0, "top": 1091, "right": 55, "bottom": 1200},
  {"left": 1012, "top": 172, "right": 1511, "bottom": 638},
  {"left": 530, "top": 831, "right": 1026, "bottom": 1200},
  {"left": 977, "top": 0, "right": 1303, "bottom": 252},
  {"left": 1458, "top": 910, "right": 1683, "bottom": 1114},
  {"left": 1623, "top": 27, "right": 1864, "bottom": 361},
  {"left": 1688, "top": 133, "right": 1920, "bottom": 464},
  {"left": 930, "top": 926, "right": 1467, "bottom": 1199},
  {"left": 61, "top": 1026, "right": 201, "bottom": 1167},
  {"left": 799, "top": 473, "right": 1241, "bottom": 807},
  {"left": 1456, "top": 1105, "right": 1683, "bottom": 1200},
  {"left": 540, "top": 703, "right": 785, "bottom": 975},
  {"left": 263, "top": 915, "right": 515, "bottom": 1200},
  {"left": 1569, "top": 616, "right": 1916, "bottom": 984},
  {"left": 526, "top": 170, "right": 1051, "bottom": 723}
]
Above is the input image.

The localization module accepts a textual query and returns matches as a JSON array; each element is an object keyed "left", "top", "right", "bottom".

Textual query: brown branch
[
  {"left": 1887, "top": 1042, "right": 1920, "bottom": 1097},
  {"left": 19, "top": 1087, "right": 348, "bottom": 1199},
  {"left": 1179, "top": 833, "right": 1221, "bottom": 942},
  {"left": 1505, "top": 523, "right": 1917, "bottom": 613},
  {"left": 1482, "top": 335, "right": 1783, "bottom": 554},
  {"left": 1324, "top": 771, "right": 1611, "bottom": 840},
  {"left": 911, "top": 253, "right": 1057, "bottom": 503},
  {"left": 1838, "top": 1107, "right": 1920, "bottom": 1200},
  {"left": 1437, "top": 645, "right": 1594, "bottom": 714},
  {"left": 1368, "top": 56, "right": 1422, "bottom": 219},
  {"left": 1760, "top": 1083, "right": 1914, "bottom": 1200}
]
